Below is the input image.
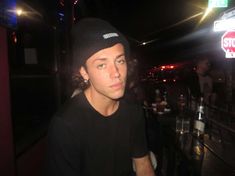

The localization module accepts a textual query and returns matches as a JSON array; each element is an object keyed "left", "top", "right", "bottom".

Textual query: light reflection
[
  {"left": 198, "top": 7, "right": 213, "bottom": 25},
  {"left": 16, "top": 8, "right": 23, "bottom": 16},
  {"left": 12, "top": 3, "right": 43, "bottom": 19},
  {"left": 139, "top": 12, "right": 203, "bottom": 46}
]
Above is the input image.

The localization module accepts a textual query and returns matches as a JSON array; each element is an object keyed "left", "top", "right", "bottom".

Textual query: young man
[{"left": 44, "top": 18, "right": 155, "bottom": 176}]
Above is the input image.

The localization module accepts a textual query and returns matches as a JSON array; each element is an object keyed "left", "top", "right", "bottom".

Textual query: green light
[{"left": 208, "top": 0, "right": 228, "bottom": 8}]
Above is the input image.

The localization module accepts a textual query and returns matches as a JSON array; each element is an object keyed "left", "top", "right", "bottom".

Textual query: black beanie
[{"left": 71, "top": 18, "right": 130, "bottom": 70}]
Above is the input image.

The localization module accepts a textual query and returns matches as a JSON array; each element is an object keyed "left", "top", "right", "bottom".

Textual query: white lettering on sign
[
  {"left": 226, "top": 52, "right": 235, "bottom": 58},
  {"left": 223, "top": 38, "right": 235, "bottom": 47},
  {"left": 221, "top": 31, "right": 235, "bottom": 58}
]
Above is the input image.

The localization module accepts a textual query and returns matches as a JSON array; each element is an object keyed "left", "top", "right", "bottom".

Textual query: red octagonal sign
[{"left": 221, "top": 30, "right": 235, "bottom": 58}]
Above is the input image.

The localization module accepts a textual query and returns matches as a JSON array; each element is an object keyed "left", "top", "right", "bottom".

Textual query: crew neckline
[{"left": 80, "top": 92, "right": 121, "bottom": 119}]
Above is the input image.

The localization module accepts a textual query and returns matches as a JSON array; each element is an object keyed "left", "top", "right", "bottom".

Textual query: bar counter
[{"left": 145, "top": 109, "right": 235, "bottom": 176}]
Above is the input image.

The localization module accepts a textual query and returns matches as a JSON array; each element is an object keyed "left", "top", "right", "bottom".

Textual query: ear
[{"left": 79, "top": 66, "right": 89, "bottom": 81}]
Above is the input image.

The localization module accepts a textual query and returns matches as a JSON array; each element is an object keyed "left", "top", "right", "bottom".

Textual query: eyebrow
[
  {"left": 116, "top": 53, "right": 125, "bottom": 59},
  {"left": 93, "top": 58, "right": 107, "bottom": 63}
]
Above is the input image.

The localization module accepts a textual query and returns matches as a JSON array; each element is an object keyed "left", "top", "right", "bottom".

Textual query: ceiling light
[{"left": 16, "top": 8, "right": 23, "bottom": 16}]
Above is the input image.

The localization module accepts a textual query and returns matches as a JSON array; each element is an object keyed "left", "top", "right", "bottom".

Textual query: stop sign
[{"left": 221, "top": 30, "right": 235, "bottom": 58}]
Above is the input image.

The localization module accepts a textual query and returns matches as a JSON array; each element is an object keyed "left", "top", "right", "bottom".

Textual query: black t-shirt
[
  {"left": 43, "top": 92, "right": 148, "bottom": 176},
  {"left": 185, "top": 71, "right": 202, "bottom": 98}
]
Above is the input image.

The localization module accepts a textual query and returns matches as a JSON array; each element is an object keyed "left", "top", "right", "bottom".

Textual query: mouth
[{"left": 110, "top": 82, "right": 124, "bottom": 90}]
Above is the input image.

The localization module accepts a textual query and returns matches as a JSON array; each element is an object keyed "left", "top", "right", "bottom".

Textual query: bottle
[
  {"left": 192, "top": 138, "right": 204, "bottom": 161},
  {"left": 178, "top": 94, "right": 186, "bottom": 112},
  {"left": 191, "top": 96, "right": 206, "bottom": 168},
  {"left": 193, "top": 97, "right": 205, "bottom": 137},
  {"left": 191, "top": 137, "right": 204, "bottom": 176},
  {"left": 176, "top": 94, "right": 189, "bottom": 133},
  {"left": 155, "top": 89, "right": 164, "bottom": 113},
  {"left": 152, "top": 89, "right": 161, "bottom": 113},
  {"left": 163, "top": 91, "right": 171, "bottom": 112},
  {"left": 176, "top": 112, "right": 184, "bottom": 134},
  {"left": 155, "top": 89, "right": 161, "bottom": 103}
]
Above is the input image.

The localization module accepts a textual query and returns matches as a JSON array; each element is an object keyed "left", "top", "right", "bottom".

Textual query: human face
[
  {"left": 80, "top": 43, "right": 127, "bottom": 101},
  {"left": 198, "top": 59, "right": 211, "bottom": 74}
]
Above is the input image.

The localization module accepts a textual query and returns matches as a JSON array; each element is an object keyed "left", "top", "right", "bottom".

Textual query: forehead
[
  {"left": 198, "top": 58, "right": 209, "bottom": 65},
  {"left": 86, "top": 43, "right": 125, "bottom": 63}
]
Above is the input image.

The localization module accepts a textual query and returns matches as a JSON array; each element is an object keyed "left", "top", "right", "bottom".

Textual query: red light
[
  {"left": 160, "top": 65, "right": 175, "bottom": 70},
  {"left": 163, "top": 79, "right": 167, "bottom": 82},
  {"left": 11, "top": 32, "right": 17, "bottom": 44}
]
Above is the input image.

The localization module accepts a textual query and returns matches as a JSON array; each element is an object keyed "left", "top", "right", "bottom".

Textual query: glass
[
  {"left": 152, "top": 103, "right": 157, "bottom": 113},
  {"left": 176, "top": 116, "right": 184, "bottom": 134},
  {"left": 176, "top": 116, "right": 190, "bottom": 134},
  {"left": 183, "top": 119, "right": 190, "bottom": 133}
]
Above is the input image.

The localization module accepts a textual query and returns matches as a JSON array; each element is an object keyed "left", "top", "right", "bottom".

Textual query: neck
[
  {"left": 84, "top": 89, "right": 119, "bottom": 117},
  {"left": 196, "top": 69, "right": 205, "bottom": 76}
]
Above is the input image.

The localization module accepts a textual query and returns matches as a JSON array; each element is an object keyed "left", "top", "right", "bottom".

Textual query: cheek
[
  {"left": 89, "top": 71, "right": 109, "bottom": 85},
  {"left": 120, "top": 65, "right": 127, "bottom": 76},
  {"left": 123, "top": 68, "right": 128, "bottom": 80}
]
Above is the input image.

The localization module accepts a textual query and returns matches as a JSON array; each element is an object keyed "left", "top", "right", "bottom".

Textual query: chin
[{"left": 110, "top": 91, "right": 125, "bottom": 100}]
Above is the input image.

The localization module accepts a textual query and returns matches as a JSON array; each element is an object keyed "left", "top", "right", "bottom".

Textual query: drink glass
[
  {"left": 183, "top": 119, "right": 190, "bottom": 133},
  {"left": 176, "top": 116, "right": 184, "bottom": 134},
  {"left": 176, "top": 116, "right": 190, "bottom": 134},
  {"left": 152, "top": 103, "right": 157, "bottom": 113}
]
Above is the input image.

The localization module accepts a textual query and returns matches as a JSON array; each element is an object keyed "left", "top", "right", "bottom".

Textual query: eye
[
  {"left": 116, "top": 58, "right": 126, "bottom": 65},
  {"left": 97, "top": 63, "right": 106, "bottom": 69}
]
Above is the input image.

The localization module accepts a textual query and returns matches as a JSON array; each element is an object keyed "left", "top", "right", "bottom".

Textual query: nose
[{"left": 110, "top": 64, "right": 120, "bottom": 78}]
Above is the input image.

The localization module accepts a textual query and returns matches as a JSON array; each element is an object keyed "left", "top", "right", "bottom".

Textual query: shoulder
[
  {"left": 121, "top": 97, "right": 143, "bottom": 111},
  {"left": 49, "top": 93, "right": 87, "bottom": 130},
  {"left": 121, "top": 98, "right": 145, "bottom": 121},
  {"left": 57, "top": 93, "right": 86, "bottom": 117}
]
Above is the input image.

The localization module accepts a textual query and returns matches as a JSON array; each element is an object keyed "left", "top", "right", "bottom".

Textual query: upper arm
[
  {"left": 131, "top": 105, "right": 148, "bottom": 157},
  {"left": 44, "top": 117, "right": 81, "bottom": 176},
  {"left": 133, "top": 154, "right": 156, "bottom": 176}
]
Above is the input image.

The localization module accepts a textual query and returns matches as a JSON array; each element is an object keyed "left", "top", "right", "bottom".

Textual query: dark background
[
  {"left": 5, "top": 0, "right": 235, "bottom": 155},
  {"left": 17, "top": 0, "right": 235, "bottom": 68}
]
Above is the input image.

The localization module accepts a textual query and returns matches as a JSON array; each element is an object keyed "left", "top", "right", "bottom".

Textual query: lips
[{"left": 110, "top": 82, "right": 123, "bottom": 89}]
